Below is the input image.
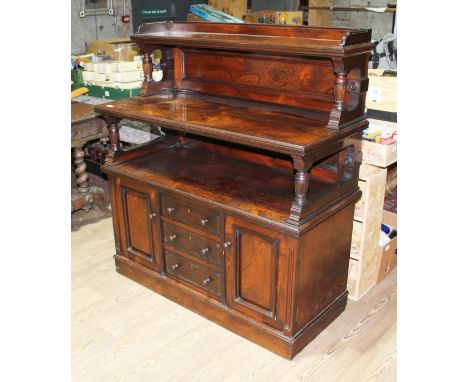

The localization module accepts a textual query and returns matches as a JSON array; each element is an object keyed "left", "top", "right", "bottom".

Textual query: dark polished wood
[
  {"left": 98, "top": 22, "right": 370, "bottom": 359},
  {"left": 71, "top": 102, "right": 107, "bottom": 212}
]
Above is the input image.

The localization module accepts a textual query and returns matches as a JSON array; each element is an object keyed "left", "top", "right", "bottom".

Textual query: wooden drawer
[
  {"left": 165, "top": 250, "right": 222, "bottom": 299},
  {"left": 161, "top": 193, "right": 221, "bottom": 236},
  {"left": 162, "top": 222, "right": 222, "bottom": 266}
]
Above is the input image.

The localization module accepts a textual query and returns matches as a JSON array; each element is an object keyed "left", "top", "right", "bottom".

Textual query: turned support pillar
[
  {"left": 73, "top": 146, "right": 89, "bottom": 194},
  {"left": 294, "top": 169, "right": 310, "bottom": 206},
  {"left": 328, "top": 58, "right": 351, "bottom": 130},
  {"left": 143, "top": 52, "right": 154, "bottom": 84},
  {"left": 333, "top": 71, "right": 348, "bottom": 112},
  {"left": 292, "top": 155, "right": 313, "bottom": 206},
  {"left": 72, "top": 145, "right": 94, "bottom": 211},
  {"left": 105, "top": 117, "right": 122, "bottom": 164},
  {"left": 288, "top": 155, "right": 315, "bottom": 225}
]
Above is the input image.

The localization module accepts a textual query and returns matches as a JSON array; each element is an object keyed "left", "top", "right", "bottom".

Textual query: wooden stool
[{"left": 71, "top": 101, "right": 107, "bottom": 213}]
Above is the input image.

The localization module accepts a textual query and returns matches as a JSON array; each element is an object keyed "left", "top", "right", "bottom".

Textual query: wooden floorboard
[{"left": 72, "top": 218, "right": 396, "bottom": 382}]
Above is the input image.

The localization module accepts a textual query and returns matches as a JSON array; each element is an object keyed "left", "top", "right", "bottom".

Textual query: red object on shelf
[{"left": 121, "top": 15, "right": 130, "bottom": 23}]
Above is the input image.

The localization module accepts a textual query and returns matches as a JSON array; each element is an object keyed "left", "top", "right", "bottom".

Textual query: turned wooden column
[
  {"left": 105, "top": 118, "right": 121, "bottom": 164},
  {"left": 72, "top": 145, "right": 94, "bottom": 211},
  {"left": 143, "top": 52, "right": 154, "bottom": 83},
  {"left": 288, "top": 155, "right": 314, "bottom": 224},
  {"left": 108, "top": 122, "right": 120, "bottom": 152},
  {"left": 328, "top": 58, "right": 351, "bottom": 130},
  {"left": 73, "top": 146, "right": 89, "bottom": 194},
  {"left": 294, "top": 169, "right": 310, "bottom": 206},
  {"left": 333, "top": 71, "right": 348, "bottom": 112}
]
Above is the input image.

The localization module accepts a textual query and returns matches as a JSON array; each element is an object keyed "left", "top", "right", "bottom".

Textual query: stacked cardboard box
[
  {"left": 377, "top": 210, "right": 397, "bottom": 282},
  {"left": 243, "top": 11, "right": 303, "bottom": 25},
  {"left": 366, "top": 69, "right": 397, "bottom": 113},
  {"left": 85, "top": 38, "right": 140, "bottom": 61},
  {"left": 82, "top": 60, "right": 163, "bottom": 90},
  {"left": 361, "top": 119, "right": 397, "bottom": 168},
  {"left": 348, "top": 164, "right": 387, "bottom": 300}
]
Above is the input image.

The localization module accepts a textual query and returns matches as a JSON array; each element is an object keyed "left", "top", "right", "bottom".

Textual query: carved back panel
[{"left": 180, "top": 49, "right": 335, "bottom": 112}]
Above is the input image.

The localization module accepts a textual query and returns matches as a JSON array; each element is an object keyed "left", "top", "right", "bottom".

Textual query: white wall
[
  {"left": 331, "top": 0, "right": 396, "bottom": 41},
  {"left": 71, "top": 0, "right": 133, "bottom": 53}
]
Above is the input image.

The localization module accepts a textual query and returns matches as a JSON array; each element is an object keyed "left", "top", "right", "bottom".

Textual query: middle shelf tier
[{"left": 95, "top": 90, "right": 367, "bottom": 156}]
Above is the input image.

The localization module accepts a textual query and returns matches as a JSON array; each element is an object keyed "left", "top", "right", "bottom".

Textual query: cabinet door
[
  {"left": 224, "top": 216, "right": 293, "bottom": 330},
  {"left": 116, "top": 178, "right": 161, "bottom": 272}
]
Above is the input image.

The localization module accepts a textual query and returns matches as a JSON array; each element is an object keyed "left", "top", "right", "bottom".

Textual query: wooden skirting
[
  {"left": 72, "top": 218, "right": 396, "bottom": 381},
  {"left": 115, "top": 254, "right": 347, "bottom": 360}
]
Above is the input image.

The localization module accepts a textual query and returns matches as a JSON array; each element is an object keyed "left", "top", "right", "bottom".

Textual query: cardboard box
[
  {"left": 362, "top": 140, "right": 397, "bottom": 168},
  {"left": 361, "top": 118, "right": 397, "bottom": 167},
  {"left": 243, "top": 11, "right": 303, "bottom": 25},
  {"left": 366, "top": 69, "right": 397, "bottom": 113},
  {"left": 376, "top": 210, "right": 397, "bottom": 283},
  {"left": 85, "top": 38, "right": 140, "bottom": 61}
]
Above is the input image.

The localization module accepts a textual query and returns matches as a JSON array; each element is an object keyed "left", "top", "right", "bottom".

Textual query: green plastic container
[
  {"left": 71, "top": 69, "right": 84, "bottom": 90},
  {"left": 86, "top": 84, "right": 142, "bottom": 100}
]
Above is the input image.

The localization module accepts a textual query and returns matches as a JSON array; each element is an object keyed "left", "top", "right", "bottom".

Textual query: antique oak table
[
  {"left": 95, "top": 21, "right": 372, "bottom": 359},
  {"left": 71, "top": 101, "right": 107, "bottom": 212}
]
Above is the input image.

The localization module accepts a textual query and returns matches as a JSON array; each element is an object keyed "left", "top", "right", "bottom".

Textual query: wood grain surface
[
  {"left": 95, "top": 91, "right": 337, "bottom": 156},
  {"left": 72, "top": 218, "right": 396, "bottom": 382},
  {"left": 132, "top": 22, "right": 372, "bottom": 57}
]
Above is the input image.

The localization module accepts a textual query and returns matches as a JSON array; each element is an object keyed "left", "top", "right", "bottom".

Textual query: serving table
[
  {"left": 95, "top": 21, "right": 372, "bottom": 359},
  {"left": 71, "top": 101, "right": 107, "bottom": 212}
]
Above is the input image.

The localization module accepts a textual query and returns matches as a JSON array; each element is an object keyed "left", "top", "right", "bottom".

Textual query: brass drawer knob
[
  {"left": 167, "top": 207, "right": 176, "bottom": 213},
  {"left": 200, "top": 218, "right": 209, "bottom": 225},
  {"left": 202, "top": 277, "right": 212, "bottom": 285},
  {"left": 223, "top": 241, "right": 231, "bottom": 248},
  {"left": 169, "top": 234, "right": 177, "bottom": 241},
  {"left": 149, "top": 212, "right": 157, "bottom": 219},
  {"left": 171, "top": 263, "right": 180, "bottom": 270},
  {"left": 200, "top": 247, "right": 210, "bottom": 255}
]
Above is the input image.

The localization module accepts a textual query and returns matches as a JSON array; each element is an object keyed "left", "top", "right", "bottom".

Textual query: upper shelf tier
[
  {"left": 132, "top": 21, "right": 372, "bottom": 57},
  {"left": 94, "top": 90, "right": 367, "bottom": 157}
]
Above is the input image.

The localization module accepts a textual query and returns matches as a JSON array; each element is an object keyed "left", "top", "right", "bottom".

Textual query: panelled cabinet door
[
  {"left": 224, "top": 216, "right": 294, "bottom": 331},
  {"left": 116, "top": 178, "right": 161, "bottom": 272}
]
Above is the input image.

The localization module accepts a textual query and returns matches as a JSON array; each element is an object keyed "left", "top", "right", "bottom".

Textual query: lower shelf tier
[
  {"left": 106, "top": 163, "right": 358, "bottom": 359},
  {"left": 103, "top": 136, "right": 358, "bottom": 232}
]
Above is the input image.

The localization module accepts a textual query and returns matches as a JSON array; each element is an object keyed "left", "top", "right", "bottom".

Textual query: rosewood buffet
[{"left": 95, "top": 21, "right": 372, "bottom": 359}]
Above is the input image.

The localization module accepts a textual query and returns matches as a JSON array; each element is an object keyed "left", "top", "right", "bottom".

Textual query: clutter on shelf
[
  {"left": 243, "top": 10, "right": 303, "bottom": 25},
  {"left": 190, "top": 4, "right": 244, "bottom": 23},
  {"left": 361, "top": 119, "right": 397, "bottom": 168}
]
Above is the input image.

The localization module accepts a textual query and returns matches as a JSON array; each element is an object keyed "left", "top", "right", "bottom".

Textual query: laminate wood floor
[{"left": 72, "top": 218, "right": 396, "bottom": 382}]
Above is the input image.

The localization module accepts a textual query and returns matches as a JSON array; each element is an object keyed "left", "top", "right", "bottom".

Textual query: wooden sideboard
[{"left": 95, "top": 21, "right": 372, "bottom": 359}]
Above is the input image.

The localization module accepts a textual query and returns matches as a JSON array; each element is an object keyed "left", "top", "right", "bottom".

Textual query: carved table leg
[{"left": 72, "top": 145, "right": 94, "bottom": 212}]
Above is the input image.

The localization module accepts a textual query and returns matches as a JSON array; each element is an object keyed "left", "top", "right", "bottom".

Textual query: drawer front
[
  {"left": 162, "top": 222, "right": 222, "bottom": 266},
  {"left": 165, "top": 250, "right": 222, "bottom": 298},
  {"left": 161, "top": 194, "right": 220, "bottom": 236}
]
